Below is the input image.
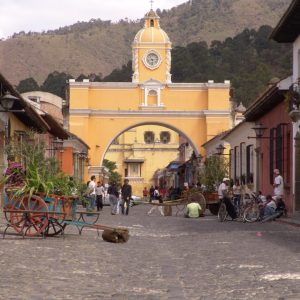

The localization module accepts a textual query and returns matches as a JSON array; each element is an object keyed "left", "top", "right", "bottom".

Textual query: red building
[{"left": 244, "top": 80, "right": 293, "bottom": 212}]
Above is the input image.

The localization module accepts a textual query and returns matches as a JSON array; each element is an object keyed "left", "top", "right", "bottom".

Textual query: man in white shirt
[
  {"left": 87, "top": 175, "right": 96, "bottom": 211},
  {"left": 218, "top": 178, "right": 229, "bottom": 200},
  {"left": 273, "top": 169, "right": 284, "bottom": 200}
]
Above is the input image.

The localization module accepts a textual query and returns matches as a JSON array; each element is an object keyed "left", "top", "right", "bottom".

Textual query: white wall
[{"left": 293, "top": 36, "right": 300, "bottom": 82}]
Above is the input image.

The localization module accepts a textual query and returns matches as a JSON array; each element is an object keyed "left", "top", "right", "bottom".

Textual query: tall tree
[
  {"left": 16, "top": 78, "right": 40, "bottom": 93},
  {"left": 41, "top": 71, "right": 73, "bottom": 98}
]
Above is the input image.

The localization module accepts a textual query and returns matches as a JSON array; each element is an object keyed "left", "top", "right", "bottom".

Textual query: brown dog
[{"left": 102, "top": 228, "right": 129, "bottom": 243}]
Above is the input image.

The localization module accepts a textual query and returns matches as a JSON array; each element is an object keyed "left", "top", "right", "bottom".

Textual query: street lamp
[
  {"left": 0, "top": 91, "right": 24, "bottom": 146},
  {"left": 247, "top": 122, "right": 268, "bottom": 139},
  {"left": 216, "top": 144, "right": 226, "bottom": 155},
  {"left": 0, "top": 91, "right": 23, "bottom": 112}
]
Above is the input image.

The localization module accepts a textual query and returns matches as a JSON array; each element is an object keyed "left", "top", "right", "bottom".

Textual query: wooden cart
[{"left": 2, "top": 188, "right": 129, "bottom": 242}]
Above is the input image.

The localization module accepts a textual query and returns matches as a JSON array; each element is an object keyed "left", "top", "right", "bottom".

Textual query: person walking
[
  {"left": 87, "top": 175, "right": 96, "bottom": 211},
  {"left": 149, "top": 185, "right": 155, "bottom": 202},
  {"left": 121, "top": 179, "right": 132, "bottom": 215},
  {"left": 108, "top": 182, "right": 119, "bottom": 215},
  {"left": 147, "top": 186, "right": 164, "bottom": 216},
  {"left": 95, "top": 181, "right": 105, "bottom": 211}
]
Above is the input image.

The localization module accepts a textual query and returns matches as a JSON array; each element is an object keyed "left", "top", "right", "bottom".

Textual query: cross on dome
[{"left": 150, "top": 0, "right": 154, "bottom": 10}]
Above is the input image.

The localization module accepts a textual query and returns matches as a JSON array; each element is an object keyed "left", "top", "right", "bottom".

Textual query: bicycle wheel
[
  {"left": 243, "top": 205, "right": 260, "bottom": 223},
  {"left": 218, "top": 202, "right": 227, "bottom": 222}
]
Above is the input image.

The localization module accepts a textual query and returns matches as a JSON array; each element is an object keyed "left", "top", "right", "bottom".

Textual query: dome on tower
[{"left": 133, "top": 9, "right": 170, "bottom": 44}]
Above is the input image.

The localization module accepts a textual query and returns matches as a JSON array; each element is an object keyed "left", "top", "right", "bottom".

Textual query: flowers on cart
[{"left": 4, "top": 161, "right": 25, "bottom": 186}]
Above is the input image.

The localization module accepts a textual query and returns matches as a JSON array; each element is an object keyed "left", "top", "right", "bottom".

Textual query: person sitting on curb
[
  {"left": 185, "top": 201, "right": 204, "bottom": 218},
  {"left": 262, "top": 195, "right": 277, "bottom": 218}
]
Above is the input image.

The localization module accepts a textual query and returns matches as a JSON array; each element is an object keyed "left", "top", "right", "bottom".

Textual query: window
[
  {"left": 150, "top": 19, "right": 154, "bottom": 27},
  {"left": 234, "top": 146, "right": 239, "bottom": 180},
  {"left": 128, "top": 163, "right": 141, "bottom": 177},
  {"left": 160, "top": 131, "right": 170, "bottom": 144},
  {"left": 144, "top": 131, "right": 154, "bottom": 144},
  {"left": 246, "top": 145, "right": 254, "bottom": 184},
  {"left": 269, "top": 128, "right": 275, "bottom": 184},
  {"left": 240, "top": 142, "right": 246, "bottom": 183},
  {"left": 269, "top": 124, "right": 289, "bottom": 184},
  {"left": 28, "top": 96, "right": 41, "bottom": 103}
]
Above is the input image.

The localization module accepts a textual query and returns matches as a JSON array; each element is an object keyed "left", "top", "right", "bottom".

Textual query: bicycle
[{"left": 243, "top": 192, "right": 262, "bottom": 223}]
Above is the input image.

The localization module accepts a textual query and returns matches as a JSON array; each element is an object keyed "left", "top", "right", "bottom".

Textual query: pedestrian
[
  {"left": 108, "top": 182, "right": 119, "bottom": 215},
  {"left": 87, "top": 175, "right": 96, "bottom": 211},
  {"left": 149, "top": 185, "right": 155, "bottom": 202},
  {"left": 121, "top": 179, "right": 132, "bottom": 215},
  {"left": 218, "top": 178, "right": 237, "bottom": 220},
  {"left": 232, "top": 179, "right": 241, "bottom": 208},
  {"left": 273, "top": 169, "right": 284, "bottom": 200},
  {"left": 142, "top": 187, "right": 149, "bottom": 201},
  {"left": 116, "top": 184, "right": 122, "bottom": 214},
  {"left": 95, "top": 181, "right": 105, "bottom": 211},
  {"left": 147, "top": 186, "right": 164, "bottom": 216}
]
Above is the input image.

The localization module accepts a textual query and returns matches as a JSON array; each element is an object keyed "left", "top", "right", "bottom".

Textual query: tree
[
  {"left": 103, "top": 61, "right": 132, "bottom": 82},
  {"left": 103, "top": 159, "right": 122, "bottom": 184},
  {"left": 199, "top": 155, "right": 229, "bottom": 192},
  {"left": 41, "top": 71, "right": 73, "bottom": 98},
  {"left": 16, "top": 78, "right": 40, "bottom": 93}
]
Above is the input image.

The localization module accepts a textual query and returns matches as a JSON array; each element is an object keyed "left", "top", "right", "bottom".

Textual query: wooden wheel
[
  {"left": 10, "top": 195, "right": 49, "bottom": 237},
  {"left": 208, "top": 203, "right": 220, "bottom": 215},
  {"left": 188, "top": 192, "right": 206, "bottom": 214}
]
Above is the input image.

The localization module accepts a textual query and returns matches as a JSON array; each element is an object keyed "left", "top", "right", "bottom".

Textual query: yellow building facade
[
  {"left": 106, "top": 125, "right": 179, "bottom": 194},
  {"left": 68, "top": 9, "right": 231, "bottom": 194}
]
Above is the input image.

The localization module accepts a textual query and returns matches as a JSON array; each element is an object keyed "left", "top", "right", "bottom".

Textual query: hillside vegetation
[
  {"left": 0, "top": 0, "right": 290, "bottom": 85},
  {"left": 17, "top": 26, "right": 292, "bottom": 107}
]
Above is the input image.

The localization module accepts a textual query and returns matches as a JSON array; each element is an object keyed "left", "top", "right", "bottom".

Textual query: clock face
[
  {"left": 143, "top": 51, "right": 161, "bottom": 69},
  {"left": 146, "top": 53, "right": 159, "bottom": 66}
]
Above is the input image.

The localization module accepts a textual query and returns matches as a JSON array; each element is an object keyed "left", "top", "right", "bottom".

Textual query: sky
[{"left": 0, "top": 0, "right": 188, "bottom": 39}]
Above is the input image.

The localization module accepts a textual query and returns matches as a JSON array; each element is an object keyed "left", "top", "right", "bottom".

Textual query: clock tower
[{"left": 132, "top": 9, "right": 172, "bottom": 84}]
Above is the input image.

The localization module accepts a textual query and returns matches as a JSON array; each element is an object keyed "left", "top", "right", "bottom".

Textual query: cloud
[{"left": 0, "top": 0, "right": 187, "bottom": 38}]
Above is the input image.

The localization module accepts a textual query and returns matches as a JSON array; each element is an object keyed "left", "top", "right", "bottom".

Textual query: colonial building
[
  {"left": 68, "top": 9, "right": 231, "bottom": 195},
  {"left": 22, "top": 91, "right": 89, "bottom": 182},
  {"left": 270, "top": 0, "right": 300, "bottom": 213}
]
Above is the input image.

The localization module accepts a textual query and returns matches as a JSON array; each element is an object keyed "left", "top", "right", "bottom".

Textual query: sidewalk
[{"left": 277, "top": 211, "right": 300, "bottom": 227}]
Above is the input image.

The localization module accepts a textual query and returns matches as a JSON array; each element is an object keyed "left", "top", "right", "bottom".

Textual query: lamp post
[
  {"left": 216, "top": 144, "right": 226, "bottom": 156},
  {"left": 247, "top": 123, "right": 268, "bottom": 139},
  {"left": 0, "top": 91, "right": 23, "bottom": 146}
]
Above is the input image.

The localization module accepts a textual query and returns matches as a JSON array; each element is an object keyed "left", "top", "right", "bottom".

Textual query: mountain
[{"left": 0, "top": 0, "right": 290, "bottom": 85}]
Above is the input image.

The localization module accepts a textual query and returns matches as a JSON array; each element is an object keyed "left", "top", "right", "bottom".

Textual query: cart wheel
[
  {"left": 218, "top": 202, "right": 227, "bottom": 222},
  {"left": 208, "top": 203, "right": 220, "bottom": 215},
  {"left": 6, "top": 197, "right": 24, "bottom": 232},
  {"left": 10, "top": 195, "right": 49, "bottom": 237},
  {"left": 188, "top": 192, "right": 206, "bottom": 214}
]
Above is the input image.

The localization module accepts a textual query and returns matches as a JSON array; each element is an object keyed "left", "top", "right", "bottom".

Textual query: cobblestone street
[{"left": 0, "top": 204, "right": 300, "bottom": 300}]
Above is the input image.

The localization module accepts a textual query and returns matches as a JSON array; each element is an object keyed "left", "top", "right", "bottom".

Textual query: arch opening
[{"left": 101, "top": 122, "right": 201, "bottom": 195}]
